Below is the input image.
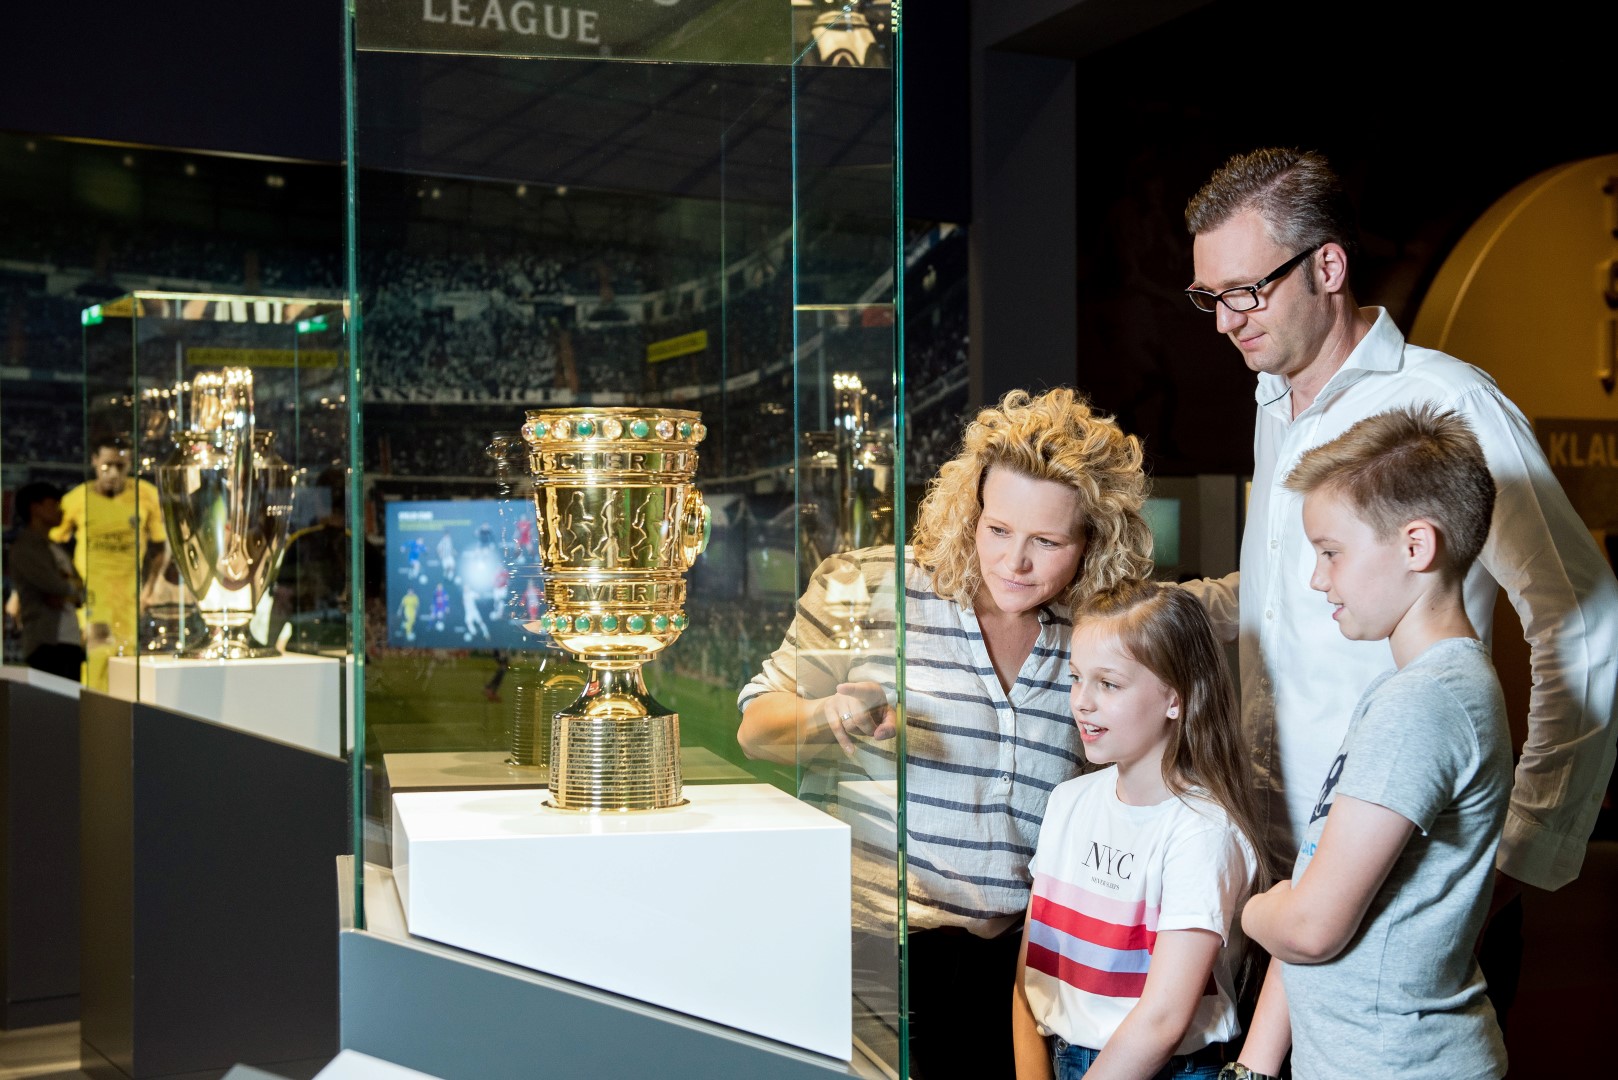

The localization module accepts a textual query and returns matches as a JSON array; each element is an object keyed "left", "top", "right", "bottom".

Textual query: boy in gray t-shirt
[{"left": 1216, "top": 405, "right": 1511, "bottom": 1080}]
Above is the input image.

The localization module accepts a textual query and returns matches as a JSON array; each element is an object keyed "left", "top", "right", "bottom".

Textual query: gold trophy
[
  {"left": 521, "top": 407, "right": 710, "bottom": 811},
  {"left": 156, "top": 367, "right": 294, "bottom": 659}
]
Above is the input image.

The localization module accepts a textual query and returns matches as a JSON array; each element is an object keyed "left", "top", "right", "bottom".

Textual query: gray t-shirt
[{"left": 1284, "top": 637, "right": 1510, "bottom": 1079}]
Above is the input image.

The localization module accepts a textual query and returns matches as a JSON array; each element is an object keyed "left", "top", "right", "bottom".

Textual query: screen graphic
[{"left": 384, "top": 498, "right": 552, "bottom": 650}]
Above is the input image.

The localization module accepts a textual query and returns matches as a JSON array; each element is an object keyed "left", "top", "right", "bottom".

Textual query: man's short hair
[
  {"left": 1283, "top": 405, "right": 1496, "bottom": 578},
  {"left": 13, "top": 480, "right": 63, "bottom": 527},
  {"left": 1185, "top": 147, "right": 1360, "bottom": 262},
  {"left": 91, "top": 433, "right": 132, "bottom": 456}
]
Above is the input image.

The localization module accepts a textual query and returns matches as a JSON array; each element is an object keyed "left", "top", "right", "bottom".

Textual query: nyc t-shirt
[
  {"left": 1024, "top": 769, "right": 1257, "bottom": 1055},
  {"left": 1285, "top": 637, "right": 1510, "bottom": 1080}
]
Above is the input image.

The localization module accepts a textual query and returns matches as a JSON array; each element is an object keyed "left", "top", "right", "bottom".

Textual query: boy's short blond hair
[{"left": 1284, "top": 405, "right": 1496, "bottom": 578}]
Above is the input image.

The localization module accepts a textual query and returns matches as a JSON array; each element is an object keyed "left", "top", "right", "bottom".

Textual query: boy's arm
[
  {"left": 1241, "top": 795, "right": 1414, "bottom": 964},
  {"left": 1074, "top": 928, "right": 1222, "bottom": 1080},
  {"left": 1011, "top": 922, "right": 1054, "bottom": 1080},
  {"left": 1225, "top": 955, "right": 1290, "bottom": 1076}
]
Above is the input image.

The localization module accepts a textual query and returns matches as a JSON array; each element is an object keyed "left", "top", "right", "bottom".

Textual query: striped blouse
[{"left": 738, "top": 546, "right": 1086, "bottom": 937}]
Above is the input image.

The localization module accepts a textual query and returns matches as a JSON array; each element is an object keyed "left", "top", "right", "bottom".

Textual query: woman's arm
[
  {"left": 1011, "top": 922, "right": 1055, "bottom": 1080},
  {"left": 737, "top": 682, "right": 895, "bottom": 764},
  {"left": 1080, "top": 928, "right": 1222, "bottom": 1080}
]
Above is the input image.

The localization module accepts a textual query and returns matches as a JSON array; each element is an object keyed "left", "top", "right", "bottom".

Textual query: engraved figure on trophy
[
  {"left": 488, "top": 432, "right": 587, "bottom": 771},
  {"left": 154, "top": 367, "right": 294, "bottom": 659},
  {"left": 521, "top": 408, "right": 710, "bottom": 811}
]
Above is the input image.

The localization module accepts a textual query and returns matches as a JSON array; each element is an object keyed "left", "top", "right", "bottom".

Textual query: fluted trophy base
[
  {"left": 542, "top": 666, "right": 684, "bottom": 811},
  {"left": 180, "top": 623, "right": 280, "bottom": 661}
]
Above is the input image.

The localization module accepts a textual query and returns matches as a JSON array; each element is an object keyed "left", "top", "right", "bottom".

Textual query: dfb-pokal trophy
[
  {"left": 156, "top": 366, "right": 294, "bottom": 659},
  {"left": 521, "top": 407, "right": 710, "bottom": 811}
]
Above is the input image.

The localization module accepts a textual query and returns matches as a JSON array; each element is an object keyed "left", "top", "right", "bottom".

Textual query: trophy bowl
[
  {"left": 521, "top": 407, "right": 710, "bottom": 811},
  {"left": 156, "top": 368, "right": 294, "bottom": 660}
]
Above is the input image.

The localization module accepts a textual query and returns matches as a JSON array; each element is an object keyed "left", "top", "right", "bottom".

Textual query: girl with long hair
[{"left": 1013, "top": 580, "right": 1269, "bottom": 1080}]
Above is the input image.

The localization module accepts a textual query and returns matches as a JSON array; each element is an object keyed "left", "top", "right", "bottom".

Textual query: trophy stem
[
  {"left": 182, "top": 621, "right": 278, "bottom": 660},
  {"left": 545, "top": 663, "right": 684, "bottom": 812}
]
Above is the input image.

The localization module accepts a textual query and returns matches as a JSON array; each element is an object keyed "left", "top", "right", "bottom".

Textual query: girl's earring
[{"left": 1166, "top": 706, "right": 1179, "bottom": 719}]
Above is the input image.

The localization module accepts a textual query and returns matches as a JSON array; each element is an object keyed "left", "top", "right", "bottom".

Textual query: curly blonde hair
[{"left": 912, "top": 388, "right": 1153, "bottom": 609}]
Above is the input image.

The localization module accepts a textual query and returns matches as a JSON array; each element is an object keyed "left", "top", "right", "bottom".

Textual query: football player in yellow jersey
[{"left": 50, "top": 436, "right": 169, "bottom": 689}]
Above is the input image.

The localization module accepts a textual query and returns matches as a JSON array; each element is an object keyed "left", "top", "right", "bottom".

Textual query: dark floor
[{"left": 2, "top": 843, "right": 1614, "bottom": 1077}]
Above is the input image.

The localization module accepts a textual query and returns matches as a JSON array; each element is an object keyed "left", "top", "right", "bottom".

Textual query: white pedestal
[
  {"left": 0, "top": 663, "right": 81, "bottom": 699},
  {"left": 106, "top": 653, "right": 350, "bottom": 757},
  {"left": 392, "top": 784, "right": 852, "bottom": 1059},
  {"left": 314, "top": 1050, "right": 445, "bottom": 1080}
]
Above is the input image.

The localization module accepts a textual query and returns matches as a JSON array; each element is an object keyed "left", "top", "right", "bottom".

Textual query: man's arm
[
  {"left": 1241, "top": 795, "right": 1413, "bottom": 964},
  {"left": 6, "top": 539, "right": 77, "bottom": 600},
  {"left": 1177, "top": 572, "right": 1240, "bottom": 644},
  {"left": 1463, "top": 387, "right": 1618, "bottom": 890}
]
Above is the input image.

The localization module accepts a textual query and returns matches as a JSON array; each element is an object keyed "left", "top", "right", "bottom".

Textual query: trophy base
[
  {"left": 545, "top": 710, "right": 683, "bottom": 811},
  {"left": 179, "top": 626, "right": 280, "bottom": 661}
]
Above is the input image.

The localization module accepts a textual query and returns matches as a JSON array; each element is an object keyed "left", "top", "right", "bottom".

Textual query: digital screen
[
  {"left": 384, "top": 498, "right": 553, "bottom": 650},
  {"left": 1143, "top": 496, "right": 1182, "bottom": 571}
]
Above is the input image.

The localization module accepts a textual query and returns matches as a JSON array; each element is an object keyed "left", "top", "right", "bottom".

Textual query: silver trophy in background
[
  {"left": 522, "top": 407, "right": 710, "bottom": 811},
  {"left": 156, "top": 367, "right": 294, "bottom": 659}
]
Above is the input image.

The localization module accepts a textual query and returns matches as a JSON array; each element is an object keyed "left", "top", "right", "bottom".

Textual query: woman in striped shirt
[{"left": 739, "top": 387, "right": 1154, "bottom": 1079}]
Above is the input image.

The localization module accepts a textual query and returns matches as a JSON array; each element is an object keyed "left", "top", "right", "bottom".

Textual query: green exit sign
[{"left": 296, "top": 315, "right": 330, "bottom": 334}]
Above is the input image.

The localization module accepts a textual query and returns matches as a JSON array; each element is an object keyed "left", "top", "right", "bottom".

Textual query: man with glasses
[
  {"left": 51, "top": 434, "right": 168, "bottom": 689},
  {"left": 1176, "top": 148, "right": 1617, "bottom": 1072}
]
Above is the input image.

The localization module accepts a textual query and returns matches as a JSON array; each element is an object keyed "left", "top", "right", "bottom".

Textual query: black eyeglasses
[{"left": 1185, "top": 246, "right": 1319, "bottom": 313}]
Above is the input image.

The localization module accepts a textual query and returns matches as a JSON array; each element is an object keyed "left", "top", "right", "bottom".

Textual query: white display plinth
[
  {"left": 0, "top": 663, "right": 81, "bottom": 698},
  {"left": 107, "top": 653, "right": 350, "bottom": 757},
  {"left": 314, "top": 1050, "right": 445, "bottom": 1079},
  {"left": 392, "top": 784, "right": 852, "bottom": 1059}
]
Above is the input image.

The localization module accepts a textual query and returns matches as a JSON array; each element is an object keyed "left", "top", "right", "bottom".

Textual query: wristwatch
[{"left": 1217, "top": 1065, "right": 1279, "bottom": 1080}]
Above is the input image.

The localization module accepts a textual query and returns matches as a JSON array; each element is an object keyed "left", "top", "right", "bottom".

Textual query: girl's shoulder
[
  {"left": 1048, "top": 767, "right": 1113, "bottom": 808},
  {"left": 1168, "top": 787, "right": 1246, "bottom": 834},
  {"left": 1168, "top": 788, "right": 1260, "bottom": 861}
]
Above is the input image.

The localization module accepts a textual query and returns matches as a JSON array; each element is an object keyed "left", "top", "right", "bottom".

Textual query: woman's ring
[{"left": 839, "top": 711, "right": 854, "bottom": 724}]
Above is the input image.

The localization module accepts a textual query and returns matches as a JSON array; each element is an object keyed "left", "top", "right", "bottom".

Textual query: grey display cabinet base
[
  {"left": 1, "top": 672, "right": 81, "bottom": 1028},
  {"left": 79, "top": 691, "right": 347, "bottom": 1078},
  {"left": 339, "top": 859, "right": 890, "bottom": 1080}
]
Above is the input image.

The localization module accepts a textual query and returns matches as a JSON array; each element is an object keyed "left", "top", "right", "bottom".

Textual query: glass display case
[
  {"left": 78, "top": 291, "right": 352, "bottom": 754},
  {"left": 345, "top": 0, "right": 902, "bottom": 1071}
]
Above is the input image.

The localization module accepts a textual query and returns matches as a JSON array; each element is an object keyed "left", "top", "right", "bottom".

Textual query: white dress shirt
[{"left": 1185, "top": 308, "right": 1618, "bottom": 890}]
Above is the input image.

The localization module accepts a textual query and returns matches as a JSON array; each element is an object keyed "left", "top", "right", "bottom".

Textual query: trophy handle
[
  {"left": 221, "top": 369, "right": 256, "bottom": 584},
  {"left": 678, "top": 491, "right": 711, "bottom": 569}
]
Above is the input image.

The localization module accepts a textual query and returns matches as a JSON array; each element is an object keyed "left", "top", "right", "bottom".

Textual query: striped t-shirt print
[{"left": 1026, "top": 873, "right": 1217, "bottom": 999}]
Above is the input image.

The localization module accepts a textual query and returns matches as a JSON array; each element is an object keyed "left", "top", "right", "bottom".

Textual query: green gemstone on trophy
[
  {"left": 573, "top": 615, "right": 592, "bottom": 632},
  {"left": 627, "top": 614, "right": 647, "bottom": 632},
  {"left": 577, "top": 419, "right": 595, "bottom": 437},
  {"left": 673, "top": 614, "right": 687, "bottom": 630},
  {"left": 652, "top": 614, "right": 669, "bottom": 631},
  {"left": 678, "top": 421, "right": 693, "bottom": 438},
  {"left": 630, "top": 419, "right": 650, "bottom": 439},
  {"left": 551, "top": 615, "right": 569, "bottom": 633},
  {"left": 533, "top": 421, "right": 548, "bottom": 439},
  {"left": 600, "top": 614, "right": 619, "bottom": 631}
]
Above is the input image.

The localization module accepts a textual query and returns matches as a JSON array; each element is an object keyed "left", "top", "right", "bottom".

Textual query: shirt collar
[{"left": 1253, "top": 306, "right": 1405, "bottom": 413}]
